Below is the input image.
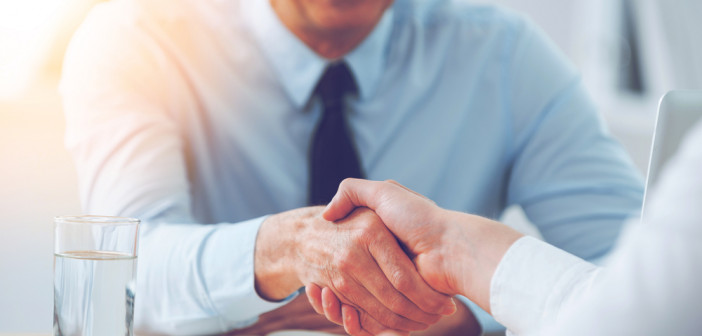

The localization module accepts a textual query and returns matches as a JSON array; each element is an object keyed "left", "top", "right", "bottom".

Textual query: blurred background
[{"left": 1, "top": 0, "right": 699, "bottom": 333}]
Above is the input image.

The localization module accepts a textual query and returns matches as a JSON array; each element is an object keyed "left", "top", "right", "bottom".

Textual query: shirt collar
[{"left": 243, "top": 1, "right": 394, "bottom": 107}]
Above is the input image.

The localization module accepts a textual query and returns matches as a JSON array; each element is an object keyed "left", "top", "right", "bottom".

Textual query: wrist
[
  {"left": 442, "top": 212, "right": 523, "bottom": 312},
  {"left": 432, "top": 210, "right": 473, "bottom": 295},
  {"left": 254, "top": 209, "right": 308, "bottom": 301}
]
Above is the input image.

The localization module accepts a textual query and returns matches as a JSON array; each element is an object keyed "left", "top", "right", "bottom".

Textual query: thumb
[{"left": 322, "top": 178, "right": 379, "bottom": 221}]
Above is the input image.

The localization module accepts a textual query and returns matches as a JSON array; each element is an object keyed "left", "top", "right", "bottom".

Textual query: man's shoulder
[
  {"left": 70, "top": 0, "right": 251, "bottom": 65},
  {"left": 79, "top": 0, "right": 243, "bottom": 37}
]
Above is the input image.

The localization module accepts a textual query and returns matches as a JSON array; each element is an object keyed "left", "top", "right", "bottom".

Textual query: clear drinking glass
[{"left": 53, "top": 216, "right": 140, "bottom": 336}]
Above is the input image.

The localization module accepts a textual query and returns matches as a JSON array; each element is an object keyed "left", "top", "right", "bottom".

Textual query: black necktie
[{"left": 308, "top": 62, "right": 364, "bottom": 205}]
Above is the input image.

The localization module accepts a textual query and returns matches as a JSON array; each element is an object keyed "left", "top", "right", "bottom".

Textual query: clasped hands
[{"left": 254, "top": 179, "right": 522, "bottom": 335}]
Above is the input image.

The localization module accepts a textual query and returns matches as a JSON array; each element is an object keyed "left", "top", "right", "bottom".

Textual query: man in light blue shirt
[{"left": 61, "top": 0, "right": 643, "bottom": 334}]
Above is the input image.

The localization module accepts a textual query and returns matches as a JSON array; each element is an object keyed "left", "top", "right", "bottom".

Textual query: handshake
[{"left": 253, "top": 179, "right": 523, "bottom": 335}]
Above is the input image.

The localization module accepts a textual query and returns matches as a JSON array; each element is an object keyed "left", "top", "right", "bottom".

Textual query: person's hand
[
  {"left": 310, "top": 178, "right": 523, "bottom": 333},
  {"left": 224, "top": 292, "right": 346, "bottom": 335},
  {"left": 306, "top": 283, "right": 482, "bottom": 336},
  {"left": 254, "top": 206, "right": 456, "bottom": 335},
  {"left": 323, "top": 179, "right": 468, "bottom": 295}
]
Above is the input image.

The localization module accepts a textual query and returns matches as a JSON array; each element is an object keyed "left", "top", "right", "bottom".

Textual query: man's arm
[
  {"left": 61, "top": 7, "right": 291, "bottom": 333},
  {"left": 254, "top": 207, "right": 455, "bottom": 334},
  {"left": 504, "top": 18, "right": 644, "bottom": 261},
  {"left": 61, "top": 4, "right": 452, "bottom": 334}
]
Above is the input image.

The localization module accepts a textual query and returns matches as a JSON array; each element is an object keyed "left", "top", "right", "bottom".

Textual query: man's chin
[{"left": 304, "top": 0, "right": 392, "bottom": 31}]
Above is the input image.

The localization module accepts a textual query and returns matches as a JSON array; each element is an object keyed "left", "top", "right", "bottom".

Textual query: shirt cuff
[
  {"left": 201, "top": 215, "right": 297, "bottom": 330},
  {"left": 490, "top": 236, "right": 599, "bottom": 335},
  {"left": 456, "top": 295, "right": 505, "bottom": 332}
]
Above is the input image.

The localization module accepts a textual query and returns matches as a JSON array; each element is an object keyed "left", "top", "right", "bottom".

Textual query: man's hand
[
  {"left": 317, "top": 179, "right": 523, "bottom": 325},
  {"left": 224, "top": 293, "right": 346, "bottom": 335},
  {"left": 323, "top": 179, "right": 469, "bottom": 296},
  {"left": 254, "top": 206, "right": 455, "bottom": 334}
]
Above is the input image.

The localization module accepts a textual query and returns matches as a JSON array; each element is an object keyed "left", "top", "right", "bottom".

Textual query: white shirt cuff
[
  {"left": 490, "top": 236, "right": 599, "bottom": 335},
  {"left": 201, "top": 215, "right": 297, "bottom": 329}
]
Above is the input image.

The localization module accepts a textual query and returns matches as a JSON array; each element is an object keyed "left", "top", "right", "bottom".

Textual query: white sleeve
[
  {"left": 491, "top": 121, "right": 702, "bottom": 336},
  {"left": 489, "top": 236, "right": 601, "bottom": 335},
  {"left": 60, "top": 4, "right": 291, "bottom": 334},
  {"left": 536, "top": 120, "right": 702, "bottom": 336}
]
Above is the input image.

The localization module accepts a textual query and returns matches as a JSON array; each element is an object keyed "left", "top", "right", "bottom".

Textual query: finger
[
  {"left": 369, "top": 233, "right": 456, "bottom": 316},
  {"left": 341, "top": 304, "right": 369, "bottom": 336},
  {"left": 323, "top": 178, "right": 382, "bottom": 221},
  {"left": 289, "top": 310, "right": 347, "bottom": 332},
  {"left": 341, "top": 303, "right": 404, "bottom": 336},
  {"left": 328, "top": 214, "right": 440, "bottom": 329},
  {"left": 355, "top": 247, "right": 444, "bottom": 324},
  {"left": 331, "top": 274, "right": 428, "bottom": 332},
  {"left": 319, "top": 290, "right": 384, "bottom": 336},
  {"left": 356, "top": 307, "right": 411, "bottom": 336},
  {"left": 305, "top": 283, "right": 325, "bottom": 315},
  {"left": 322, "top": 286, "right": 343, "bottom": 325},
  {"left": 324, "top": 179, "right": 431, "bottom": 223}
]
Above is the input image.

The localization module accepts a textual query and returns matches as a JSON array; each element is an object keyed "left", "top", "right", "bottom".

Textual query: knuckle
[
  {"left": 333, "top": 277, "right": 352, "bottom": 293},
  {"left": 350, "top": 231, "right": 368, "bottom": 246},
  {"left": 354, "top": 215, "right": 373, "bottom": 229},
  {"left": 358, "top": 227, "right": 381, "bottom": 246},
  {"left": 334, "top": 250, "right": 355, "bottom": 273},
  {"left": 339, "top": 178, "right": 354, "bottom": 190},
  {"left": 354, "top": 229, "right": 376, "bottom": 248},
  {"left": 335, "top": 258, "right": 351, "bottom": 273},
  {"left": 394, "top": 274, "right": 414, "bottom": 294}
]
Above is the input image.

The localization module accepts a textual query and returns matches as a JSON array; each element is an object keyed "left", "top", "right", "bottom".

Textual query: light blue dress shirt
[{"left": 60, "top": 0, "right": 644, "bottom": 333}]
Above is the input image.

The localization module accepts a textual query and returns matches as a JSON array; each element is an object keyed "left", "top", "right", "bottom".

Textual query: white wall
[{"left": 0, "top": 81, "right": 81, "bottom": 332}]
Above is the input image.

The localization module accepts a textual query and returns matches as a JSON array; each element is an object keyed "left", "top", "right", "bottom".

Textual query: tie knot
[{"left": 314, "top": 62, "right": 358, "bottom": 109}]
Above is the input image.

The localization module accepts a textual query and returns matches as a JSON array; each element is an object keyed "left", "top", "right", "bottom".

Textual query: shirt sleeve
[
  {"left": 60, "top": 4, "right": 291, "bottom": 334},
  {"left": 489, "top": 236, "right": 601, "bottom": 335},
  {"left": 534, "top": 119, "right": 702, "bottom": 336},
  {"left": 505, "top": 16, "right": 644, "bottom": 261},
  {"left": 494, "top": 121, "right": 702, "bottom": 336},
  {"left": 458, "top": 15, "right": 645, "bottom": 332}
]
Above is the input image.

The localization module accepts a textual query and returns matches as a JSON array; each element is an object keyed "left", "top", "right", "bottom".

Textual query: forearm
[
  {"left": 438, "top": 210, "right": 523, "bottom": 313},
  {"left": 437, "top": 211, "right": 602, "bottom": 335},
  {"left": 135, "top": 217, "right": 290, "bottom": 335},
  {"left": 489, "top": 236, "right": 601, "bottom": 335}
]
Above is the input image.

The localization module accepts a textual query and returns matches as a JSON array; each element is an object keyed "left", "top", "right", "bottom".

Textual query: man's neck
[{"left": 270, "top": 1, "right": 376, "bottom": 60}]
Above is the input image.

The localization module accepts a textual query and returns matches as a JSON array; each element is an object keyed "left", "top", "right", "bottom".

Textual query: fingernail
[{"left": 441, "top": 298, "right": 457, "bottom": 315}]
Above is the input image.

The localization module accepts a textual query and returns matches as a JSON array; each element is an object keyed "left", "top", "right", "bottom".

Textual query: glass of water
[{"left": 54, "top": 216, "right": 140, "bottom": 336}]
